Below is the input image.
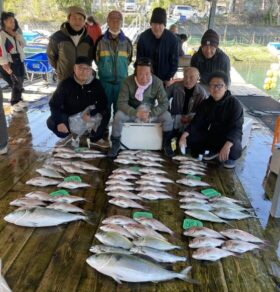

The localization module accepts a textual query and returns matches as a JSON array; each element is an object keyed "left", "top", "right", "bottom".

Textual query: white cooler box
[
  {"left": 242, "top": 117, "right": 253, "bottom": 149},
  {"left": 120, "top": 123, "right": 163, "bottom": 150}
]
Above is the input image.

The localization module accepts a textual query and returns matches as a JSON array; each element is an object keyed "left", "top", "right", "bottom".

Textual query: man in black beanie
[
  {"left": 137, "top": 7, "right": 179, "bottom": 87},
  {"left": 191, "top": 29, "right": 230, "bottom": 85}
]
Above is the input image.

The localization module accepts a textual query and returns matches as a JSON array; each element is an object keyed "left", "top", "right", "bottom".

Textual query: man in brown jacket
[{"left": 47, "top": 6, "right": 94, "bottom": 82}]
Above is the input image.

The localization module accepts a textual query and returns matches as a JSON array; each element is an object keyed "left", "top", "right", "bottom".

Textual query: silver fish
[
  {"left": 107, "top": 190, "right": 142, "bottom": 200},
  {"left": 180, "top": 202, "right": 213, "bottom": 211},
  {"left": 209, "top": 201, "right": 250, "bottom": 212},
  {"left": 61, "top": 165, "right": 87, "bottom": 174},
  {"left": 138, "top": 156, "right": 165, "bottom": 162},
  {"left": 137, "top": 151, "right": 161, "bottom": 157},
  {"left": 25, "top": 191, "right": 54, "bottom": 202},
  {"left": 9, "top": 197, "right": 46, "bottom": 207},
  {"left": 183, "top": 227, "right": 224, "bottom": 239},
  {"left": 54, "top": 152, "right": 79, "bottom": 159},
  {"left": 106, "top": 179, "right": 133, "bottom": 186},
  {"left": 108, "top": 174, "right": 137, "bottom": 180},
  {"left": 53, "top": 147, "right": 76, "bottom": 154},
  {"left": 119, "top": 150, "right": 140, "bottom": 155},
  {"left": 76, "top": 153, "right": 105, "bottom": 159},
  {"left": 109, "top": 198, "right": 147, "bottom": 210},
  {"left": 57, "top": 181, "right": 90, "bottom": 189},
  {"left": 184, "top": 209, "right": 228, "bottom": 224},
  {"left": 209, "top": 196, "right": 247, "bottom": 205},
  {"left": 179, "top": 197, "right": 208, "bottom": 204},
  {"left": 26, "top": 177, "right": 61, "bottom": 187},
  {"left": 137, "top": 191, "right": 173, "bottom": 200},
  {"left": 135, "top": 180, "right": 165, "bottom": 187},
  {"left": 105, "top": 184, "right": 135, "bottom": 191},
  {"left": 71, "top": 161, "right": 102, "bottom": 171},
  {"left": 76, "top": 149, "right": 102, "bottom": 154},
  {"left": 221, "top": 240, "right": 263, "bottom": 253},
  {"left": 114, "top": 158, "right": 137, "bottom": 165},
  {"left": 45, "top": 158, "right": 72, "bottom": 166},
  {"left": 189, "top": 237, "right": 224, "bottom": 248},
  {"left": 36, "top": 168, "right": 64, "bottom": 179},
  {"left": 117, "top": 155, "right": 138, "bottom": 161},
  {"left": 130, "top": 246, "right": 187, "bottom": 263},
  {"left": 95, "top": 231, "right": 133, "bottom": 249},
  {"left": 139, "top": 167, "right": 167, "bottom": 174},
  {"left": 89, "top": 244, "right": 132, "bottom": 255},
  {"left": 135, "top": 186, "right": 167, "bottom": 193},
  {"left": 86, "top": 253, "right": 194, "bottom": 283},
  {"left": 123, "top": 223, "right": 165, "bottom": 240},
  {"left": 220, "top": 229, "right": 266, "bottom": 244},
  {"left": 102, "top": 215, "right": 136, "bottom": 225},
  {"left": 112, "top": 168, "right": 140, "bottom": 175},
  {"left": 213, "top": 208, "right": 255, "bottom": 220},
  {"left": 140, "top": 174, "right": 174, "bottom": 184},
  {"left": 133, "top": 236, "right": 180, "bottom": 250},
  {"left": 4, "top": 207, "right": 87, "bottom": 227},
  {"left": 100, "top": 224, "right": 134, "bottom": 239},
  {"left": 176, "top": 178, "right": 210, "bottom": 187},
  {"left": 138, "top": 161, "right": 163, "bottom": 167},
  {"left": 173, "top": 155, "right": 198, "bottom": 162},
  {"left": 178, "top": 169, "right": 206, "bottom": 176},
  {"left": 47, "top": 202, "right": 85, "bottom": 213},
  {"left": 178, "top": 190, "right": 208, "bottom": 199},
  {"left": 52, "top": 195, "right": 86, "bottom": 204},
  {"left": 134, "top": 217, "right": 174, "bottom": 235},
  {"left": 192, "top": 247, "right": 236, "bottom": 261},
  {"left": 179, "top": 162, "right": 207, "bottom": 169},
  {"left": 42, "top": 164, "right": 65, "bottom": 174}
]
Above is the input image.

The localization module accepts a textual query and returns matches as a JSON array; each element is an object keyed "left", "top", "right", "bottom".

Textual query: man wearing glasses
[
  {"left": 191, "top": 29, "right": 230, "bottom": 85},
  {"left": 107, "top": 57, "right": 174, "bottom": 158},
  {"left": 46, "top": 57, "right": 109, "bottom": 146},
  {"left": 179, "top": 71, "right": 243, "bottom": 169}
]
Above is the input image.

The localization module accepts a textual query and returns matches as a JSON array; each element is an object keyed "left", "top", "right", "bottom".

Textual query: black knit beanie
[
  {"left": 150, "top": 7, "right": 167, "bottom": 26},
  {"left": 201, "top": 29, "right": 219, "bottom": 48}
]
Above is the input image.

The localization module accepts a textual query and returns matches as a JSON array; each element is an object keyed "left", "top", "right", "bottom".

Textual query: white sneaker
[
  {"left": 17, "top": 100, "right": 28, "bottom": 108},
  {"left": 11, "top": 103, "right": 24, "bottom": 113},
  {"left": 0, "top": 146, "right": 8, "bottom": 155},
  {"left": 89, "top": 138, "right": 110, "bottom": 149}
]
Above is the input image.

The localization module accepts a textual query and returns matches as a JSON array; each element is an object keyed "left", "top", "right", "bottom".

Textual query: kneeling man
[
  {"left": 107, "top": 57, "right": 174, "bottom": 158},
  {"left": 179, "top": 71, "right": 243, "bottom": 169},
  {"left": 47, "top": 56, "right": 109, "bottom": 146}
]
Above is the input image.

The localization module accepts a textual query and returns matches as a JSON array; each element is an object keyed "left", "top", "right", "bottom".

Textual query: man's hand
[
  {"left": 57, "top": 123, "right": 69, "bottom": 134},
  {"left": 219, "top": 141, "right": 233, "bottom": 161},
  {"left": 181, "top": 115, "right": 191, "bottom": 124},
  {"left": 2, "top": 64, "right": 12, "bottom": 75},
  {"left": 82, "top": 111, "right": 91, "bottom": 122},
  {"left": 179, "top": 131, "right": 189, "bottom": 149},
  {"left": 136, "top": 109, "right": 150, "bottom": 123}
]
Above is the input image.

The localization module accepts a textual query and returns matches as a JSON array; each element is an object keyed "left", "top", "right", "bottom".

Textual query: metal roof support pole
[
  {"left": 270, "top": 168, "right": 280, "bottom": 217},
  {"left": 208, "top": 0, "right": 217, "bottom": 30}
]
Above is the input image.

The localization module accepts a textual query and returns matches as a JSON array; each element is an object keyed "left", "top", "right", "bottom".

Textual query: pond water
[{"left": 233, "top": 61, "right": 280, "bottom": 100}]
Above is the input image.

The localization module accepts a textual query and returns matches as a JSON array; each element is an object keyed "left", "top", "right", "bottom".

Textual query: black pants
[
  {"left": 0, "top": 56, "right": 25, "bottom": 105},
  {"left": 46, "top": 116, "right": 70, "bottom": 138},
  {"left": 188, "top": 130, "right": 242, "bottom": 160}
]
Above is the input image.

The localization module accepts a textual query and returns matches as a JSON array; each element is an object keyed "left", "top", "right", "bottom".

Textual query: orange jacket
[{"left": 86, "top": 23, "right": 102, "bottom": 44}]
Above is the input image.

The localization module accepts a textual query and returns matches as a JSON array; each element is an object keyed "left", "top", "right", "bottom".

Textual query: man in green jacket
[
  {"left": 107, "top": 57, "right": 174, "bottom": 158},
  {"left": 47, "top": 6, "right": 94, "bottom": 82},
  {"left": 95, "top": 10, "right": 133, "bottom": 119}
]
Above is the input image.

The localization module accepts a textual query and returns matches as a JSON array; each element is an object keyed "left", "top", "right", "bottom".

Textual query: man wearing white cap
[{"left": 47, "top": 6, "right": 94, "bottom": 82}]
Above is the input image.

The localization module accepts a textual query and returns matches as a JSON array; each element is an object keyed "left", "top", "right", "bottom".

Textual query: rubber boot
[
  {"left": 107, "top": 136, "right": 121, "bottom": 158},
  {"left": 162, "top": 131, "right": 175, "bottom": 158}
]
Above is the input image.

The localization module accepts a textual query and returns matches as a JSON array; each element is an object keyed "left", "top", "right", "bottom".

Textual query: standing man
[
  {"left": 191, "top": 29, "right": 230, "bottom": 85},
  {"left": 95, "top": 10, "right": 133, "bottom": 119},
  {"left": 137, "top": 7, "right": 179, "bottom": 87},
  {"left": 47, "top": 6, "right": 94, "bottom": 82}
]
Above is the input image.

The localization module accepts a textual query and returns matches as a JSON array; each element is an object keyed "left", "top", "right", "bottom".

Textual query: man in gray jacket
[
  {"left": 167, "top": 67, "right": 207, "bottom": 136},
  {"left": 107, "top": 57, "right": 174, "bottom": 158}
]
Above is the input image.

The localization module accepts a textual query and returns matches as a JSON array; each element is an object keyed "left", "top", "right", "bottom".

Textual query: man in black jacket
[
  {"left": 46, "top": 56, "right": 110, "bottom": 147},
  {"left": 137, "top": 7, "right": 178, "bottom": 87},
  {"left": 191, "top": 29, "right": 230, "bottom": 85},
  {"left": 179, "top": 71, "right": 243, "bottom": 169}
]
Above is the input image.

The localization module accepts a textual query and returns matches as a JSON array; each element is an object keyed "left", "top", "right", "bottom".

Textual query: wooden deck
[{"left": 0, "top": 91, "right": 280, "bottom": 291}]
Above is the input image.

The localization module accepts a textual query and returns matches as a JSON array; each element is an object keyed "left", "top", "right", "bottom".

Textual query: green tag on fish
[
  {"left": 201, "top": 188, "right": 221, "bottom": 198},
  {"left": 50, "top": 189, "right": 70, "bottom": 196},
  {"left": 129, "top": 166, "right": 140, "bottom": 173},
  {"left": 183, "top": 218, "right": 203, "bottom": 230},
  {"left": 186, "top": 175, "right": 201, "bottom": 180},
  {"left": 64, "top": 176, "right": 82, "bottom": 182},
  {"left": 75, "top": 147, "right": 88, "bottom": 153},
  {"left": 133, "top": 211, "right": 153, "bottom": 219}
]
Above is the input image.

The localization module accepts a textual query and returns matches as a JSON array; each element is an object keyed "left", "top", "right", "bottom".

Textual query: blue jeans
[{"left": 0, "top": 89, "right": 8, "bottom": 148}]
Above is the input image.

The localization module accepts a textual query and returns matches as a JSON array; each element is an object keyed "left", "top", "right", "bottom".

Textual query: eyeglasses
[{"left": 209, "top": 83, "right": 225, "bottom": 89}]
